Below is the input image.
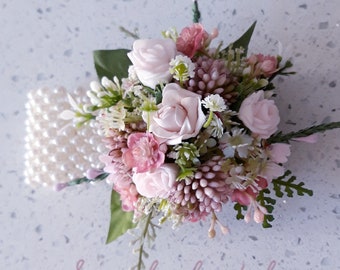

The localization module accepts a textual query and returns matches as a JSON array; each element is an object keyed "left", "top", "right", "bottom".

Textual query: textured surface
[{"left": 1, "top": 0, "right": 340, "bottom": 269}]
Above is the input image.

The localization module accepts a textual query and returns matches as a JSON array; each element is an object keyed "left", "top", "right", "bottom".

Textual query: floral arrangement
[{"left": 57, "top": 2, "right": 340, "bottom": 269}]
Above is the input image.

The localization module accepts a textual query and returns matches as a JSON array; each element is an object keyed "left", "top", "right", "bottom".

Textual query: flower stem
[
  {"left": 137, "top": 211, "right": 153, "bottom": 270},
  {"left": 203, "top": 111, "right": 214, "bottom": 128},
  {"left": 268, "top": 121, "right": 340, "bottom": 144},
  {"left": 54, "top": 173, "right": 108, "bottom": 191}
]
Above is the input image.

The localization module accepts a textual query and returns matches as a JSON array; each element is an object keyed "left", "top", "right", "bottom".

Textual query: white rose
[
  {"left": 144, "top": 83, "right": 206, "bottom": 145},
  {"left": 127, "top": 39, "right": 177, "bottom": 88}
]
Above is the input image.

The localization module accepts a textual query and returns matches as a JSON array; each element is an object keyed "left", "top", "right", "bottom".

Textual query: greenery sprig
[
  {"left": 268, "top": 122, "right": 340, "bottom": 144},
  {"left": 234, "top": 170, "right": 314, "bottom": 228}
]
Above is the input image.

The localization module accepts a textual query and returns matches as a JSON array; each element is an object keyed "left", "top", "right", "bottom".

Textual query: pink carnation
[
  {"left": 122, "top": 132, "right": 166, "bottom": 173},
  {"left": 113, "top": 182, "right": 138, "bottom": 212},
  {"left": 100, "top": 154, "right": 138, "bottom": 211},
  {"left": 176, "top": 23, "right": 209, "bottom": 58}
]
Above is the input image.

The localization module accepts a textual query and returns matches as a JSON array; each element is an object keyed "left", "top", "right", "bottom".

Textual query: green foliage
[
  {"left": 268, "top": 122, "right": 340, "bottom": 144},
  {"left": 106, "top": 189, "right": 136, "bottom": 244},
  {"left": 93, "top": 49, "right": 131, "bottom": 81},
  {"left": 173, "top": 142, "right": 200, "bottom": 168},
  {"left": 219, "top": 21, "right": 257, "bottom": 58},
  {"left": 256, "top": 189, "right": 276, "bottom": 228},
  {"left": 233, "top": 169, "right": 314, "bottom": 229},
  {"left": 233, "top": 203, "right": 246, "bottom": 220},
  {"left": 272, "top": 170, "right": 313, "bottom": 197}
]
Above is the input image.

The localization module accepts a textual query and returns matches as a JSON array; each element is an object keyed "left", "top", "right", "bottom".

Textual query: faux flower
[
  {"left": 293, "top": 134, "right": 318, "bottom": 143},
  {"left": 169, "top": 55, "right": 195, "bottom": 82},
  {"left": 238, "top": 90, "right": 280, "bottom": 139},
  {"left": 113, "top": 182, "right": 139, "bottom": 212},
  {"left": 145, "top": 83, "right": 206, "bottom": 145},
  {"left": 122, "top": 132, "right": 166, "bottom": 173},
  {"left": 231, "top": 177, "right": 268, "bottom": 223},
  {"left": 176, "top": 23, "right": 209, "bottom": 58},
  {"left": 127, "top": 39, "right": 177, "bottom": 88},
  {"left": 132, "top": 163, "right": 179, "bottom": 198},
  {"left": 260, "top": 161, "right": 285, "bottom": 182},
  {"left": 268, "top": 143, "right": 291, "bottom": 163},
  {"left": 248, "top": 54, "right": 278, "bottom": 77},
  {"left": 219, "top": 128, "right": 253, "bottom": 158},
  {"left": 202, "top": 94, "right": 227, "bottom": 112}
]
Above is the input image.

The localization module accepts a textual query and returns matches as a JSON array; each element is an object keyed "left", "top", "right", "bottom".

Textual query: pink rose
[
  {"left": 122, "top": 132, "right": 166, "bottom": 173},
  {"left": 132, "top": 163, "right": 179, "bottom": 199},
  {"left": 127, "top": 39, "right": 177, "bottom": 88},
  {"left": 238, "top": 90, "right": 280, "bottom": 139},
  {"left": 176, "top": 24, "right": 209, "bottom": 58},
  {"left": 145, "top": 83, "right": 206, "bottom": 145},
  {"left": 268, "top": 143, "right": 291, "bottom": 163},
  {"left": 248, "top": 54, "right": 278, "bottom": 77}
]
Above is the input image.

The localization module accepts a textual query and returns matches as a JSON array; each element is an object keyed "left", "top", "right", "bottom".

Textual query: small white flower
[
  {"left": 219, "top": 127, "right": 253, "bottom": 158},
  {"left": 206, "top": 114, "right": 224, "bottom": 138},
  {"left": 89, "top": 81, "right": 102, "bottom": 93},
  {"left": 97, "top": 105, "right": 126, "bottom": 135},
  {"left": 59, "top": 93, "right": 94, "bottom": 126},
  {"left": 225, "top": 165, "right": 247, "bottom": 189},
  {"left": 202, "top": 94, "right": 227, "bottom": 112},
  {"left": 169, "top": 55, "right": 195, "bottom": 82},
  {"left": 162, "top": 27, "right": 178, "bottom": 41}
]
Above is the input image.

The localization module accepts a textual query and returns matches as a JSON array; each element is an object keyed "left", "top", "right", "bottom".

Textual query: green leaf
[
  {"left": 106, "top": 189, "right": 136, "bottom": 244},
  {"left": 272, "top": 170, "right": 313, "bottom": 198},
  {"left": 257, "top": 189, "right": 276, "bottom": 228},
  {"left": 268, "top": 121, "right": 340, "bottom": 144},
  {"left": 93, "top": 49, "right": 131, "bottom": 81},
  {"left": 219, "top": 21, "right": 257, "bottom": 58},
  {"left": 234, "top": 203, "right": 246, "bottom": 220}
]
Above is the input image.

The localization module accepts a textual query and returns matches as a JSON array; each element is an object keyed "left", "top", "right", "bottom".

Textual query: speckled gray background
[{"left": 1, "top": 0, "right": 340, "bottom": 269}]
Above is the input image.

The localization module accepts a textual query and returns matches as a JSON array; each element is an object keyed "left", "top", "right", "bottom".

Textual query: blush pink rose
[
  {"left": 122, "top": 132, "right": 166, "bottom": 173},
  {"left": 238, "top": 90, "right": 280, "bottom": 139},
  {"left": 132, "top": 163, "right": 179, "bottom": 199},
  {"left": 145, "top": 83, "right": 206, "bottom": 145},
  {"left": 268, "top": 143, "right": 291, "bottom": 163},
  {"left": 127, "top": 39, "right": 177, "bottom": 88},
  {"left": 176, "top": 23, "right": 209, "bottom": 58},
  {"left": 248, "top": 54, "right": 278, "bottom": 77}
]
